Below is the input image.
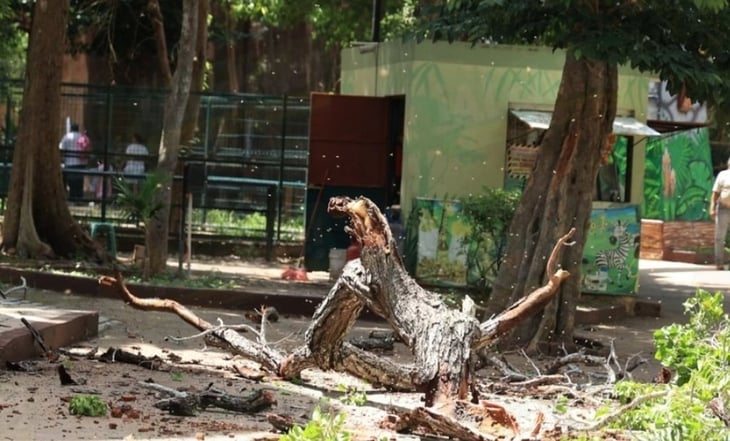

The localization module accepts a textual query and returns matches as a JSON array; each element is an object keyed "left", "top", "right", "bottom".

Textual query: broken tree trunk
[{"left": 101, "top": 196, "right": 575, "bottom": 435}]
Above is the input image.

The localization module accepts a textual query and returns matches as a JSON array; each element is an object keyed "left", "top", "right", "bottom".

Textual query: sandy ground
[{"left": 0, "top": 257, "right": 728, "bottom": 440}]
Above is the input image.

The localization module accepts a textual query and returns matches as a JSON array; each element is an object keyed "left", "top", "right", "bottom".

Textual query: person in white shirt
[
  {"left": 59, "top": 123, "right": 89, "bottom": 199},
  {"left": 710, "top": 157, "right": 730, "bottom": 269},
  {"left": 123, "top": 133, "right": 149, "bottom": 189}
]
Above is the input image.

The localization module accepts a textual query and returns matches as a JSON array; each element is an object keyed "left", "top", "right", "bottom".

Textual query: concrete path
[{"left": 638, "top": 259, "right": 730, "bottom": 321}]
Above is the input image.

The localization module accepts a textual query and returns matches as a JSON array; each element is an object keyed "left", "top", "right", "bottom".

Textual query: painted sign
[
  {"left": 642, "top": 127, "right": 712, "bottom": 221},
  {"left": 581, "top": 204, "right": 640, "bottom": 295},
  {"left": 414, "top": 198, "right": 639, "bottom": 295},
  {"left": 415, "top": 198, "right": 471, "bottom": 286}
]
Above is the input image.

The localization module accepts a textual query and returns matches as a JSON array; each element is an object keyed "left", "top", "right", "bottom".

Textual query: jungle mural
[
  {"left": 581, "top": 205, "right": 641, "bottom": 295},
  {"left": 642, "top": 127, "right": 712, "bottom": 221}
]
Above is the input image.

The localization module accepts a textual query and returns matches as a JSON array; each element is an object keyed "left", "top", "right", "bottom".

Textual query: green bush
[
  {"left": 460, "top": 187, "right": 520, "bottom": 294},
  {"left": 603, "top": 289, "right": 730, "bottom": 441}
]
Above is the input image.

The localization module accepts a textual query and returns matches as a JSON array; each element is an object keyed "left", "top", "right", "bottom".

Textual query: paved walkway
[{"left": 638, "top": 259, "right": 730, "bottom": 320}]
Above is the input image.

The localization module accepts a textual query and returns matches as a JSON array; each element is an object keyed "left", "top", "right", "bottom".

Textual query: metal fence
[{"left": 0, "top": 80, "right": 310, "bottom": 247}]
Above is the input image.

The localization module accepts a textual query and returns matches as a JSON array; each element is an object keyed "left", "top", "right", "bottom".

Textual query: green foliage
[
  {"left": 125, "top": 269, "right": 239, "bottom": 290},
  {"left": 418, "top": 1, "right": 730, "bottom": 106},
  {"left": 554, "top": 394, "right": 569, "bottom": 414},
  {"left": 113, "top": 170, "right": 171, "bottom": 227},
  {"left": 280, "top": 406, "right": 351, "bottom": 441},
  {"left": 169, "top": 371, "right": 184, "bottom": 382},
  {"left": 0, "top": 0, "right": 26, "bottom": 81},
  {"left": 654, "top": 289, "right": 729, "bottom": 386},
  {"left": 604, "top": 289, "right": 730, "bottom": 440},
  {"left": 226, "top": 0, "right": 417, "bottom": 48},
  {"left": 459, "top": 187, "right": 520, "bottom": 293},
  {"left": 336, "top": 384, "right": 367, "bottom": 406},
  {"left": 68, "top": 395, "right": 108, "bottom": 417},
  {"left": 190, "top": 209, "right": 304, "bottom": 240}
]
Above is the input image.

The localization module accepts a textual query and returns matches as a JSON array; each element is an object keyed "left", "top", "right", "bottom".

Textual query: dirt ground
[{"left": 0, "top": 257, "right": 727, "bottom": 440}]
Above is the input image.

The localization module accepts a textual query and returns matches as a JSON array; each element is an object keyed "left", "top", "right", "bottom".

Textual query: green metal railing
[{"left": 0, "top": 80, "right": 310, "bottom": 246}]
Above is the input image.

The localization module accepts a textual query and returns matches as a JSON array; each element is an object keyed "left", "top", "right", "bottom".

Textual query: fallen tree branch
[
  {"left": 99, "top": 274, "right": 284, "bottom": 372},
  {"left": 475, "top": 228, "right": 576, "bottom": 350},
  {"left": 0, "top": 277, "right": 27, "bottom": 299},
  {"left": 99, "top": 347, "right": 166, "bottom": 370},
  {"left": 21, "top": 317, "right": 57, "bottom": 361},
  {"left": 138, "top": 381, "right": 276, "bottom": 416}
]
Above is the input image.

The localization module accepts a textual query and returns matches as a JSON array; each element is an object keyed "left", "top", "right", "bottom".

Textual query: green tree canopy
[{"left": 420, "top": 0, "right": 730, "bottom": 104}]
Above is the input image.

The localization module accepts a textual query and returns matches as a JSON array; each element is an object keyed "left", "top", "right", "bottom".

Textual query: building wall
[{"left": 341, "top": 41, "right": 653, "bottom": 217}]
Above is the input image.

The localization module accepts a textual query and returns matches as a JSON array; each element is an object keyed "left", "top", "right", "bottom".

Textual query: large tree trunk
[
  {"left": 487, "top": 52, "right": 618, "bottom": 352},
  {"left": 144, "top": 0, "right": 199, "bottom": 277},
  {"left": 1, "top": 0, "right": 102, "bottom": 260},
  {"left": 102, "top": 196, "right": 576, "bottom": 439}
]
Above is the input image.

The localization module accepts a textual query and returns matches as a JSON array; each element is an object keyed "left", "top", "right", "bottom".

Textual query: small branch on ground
[
  {"left": 20, "top": 317, "right": 57, "bottom": 361},
  {"left": 98, "top": 347, "right": 167, "bottom": 370},
  {"left": 0, "top": 276, "right": 27, "bottom": 299},
  {"left": 576, "top": 390, "right": 667, "bottom": 431},
  {"left": 137, "top": 381, "right": 276, "bottom": 416}
]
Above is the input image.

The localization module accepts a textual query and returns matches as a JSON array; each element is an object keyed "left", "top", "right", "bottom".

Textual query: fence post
[
  {"left": 266, "top": 184, "right": 277, "bottom": 261},
  {"left": 277, "top": 95, "right": 288, "bottom": 242},
  {"left": 101, "top": 85, "right": 114, "bottom": 222}
]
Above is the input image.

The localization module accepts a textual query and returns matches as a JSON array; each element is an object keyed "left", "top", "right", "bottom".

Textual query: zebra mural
[
  {"left": 595, "top": 220, "right": 633, "bottom": 272},
  {"left": 582, "top": 206, "right": 641, "bottom": 295}
]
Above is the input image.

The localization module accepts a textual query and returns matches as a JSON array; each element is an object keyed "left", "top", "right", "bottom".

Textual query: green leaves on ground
[
  {"left": 68, "top": 395, "right": 108, "bottom": 417},
  {"left": 603, "top": 289, "right": 730, "bottom": 440},
  {"left": 280, "top": 406, "right": 351, "bottom": 441}
]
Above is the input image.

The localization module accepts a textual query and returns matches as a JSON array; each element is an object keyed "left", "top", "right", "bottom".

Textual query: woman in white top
[{"left": 123, "top": 133, "right": 149, "bottom": 186}]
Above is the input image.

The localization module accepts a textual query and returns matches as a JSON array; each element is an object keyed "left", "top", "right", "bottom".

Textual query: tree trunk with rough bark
[
  {"left": 144, "top": 0, "right": 199, "bottom": 277},
  {"left": 487, "top": 52, "right": 618, "bottom": 352},
  {"left": 103, "top": 195, "right": 576, "bottom": 437},
  {"left": 1, "top": 0, "right": 103, "bottom": 260}
]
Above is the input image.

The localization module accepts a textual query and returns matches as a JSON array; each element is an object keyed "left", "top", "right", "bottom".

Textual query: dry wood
[
  {"left": 138, "top": 381, "right": 275, "bottom": 416},
  {"left": 99, "top": 347, "right": 166, "bottom": 370},
  {"left": 101, "top": 196, "right": 578, "bottom": 441},
  {"left": 20, "top": 317, "right": 57, "bottom": 361}
]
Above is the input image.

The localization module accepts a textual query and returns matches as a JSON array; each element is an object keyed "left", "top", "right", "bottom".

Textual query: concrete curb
[{"left": 0, "top": 266, "right": 648, "bottom": 325}]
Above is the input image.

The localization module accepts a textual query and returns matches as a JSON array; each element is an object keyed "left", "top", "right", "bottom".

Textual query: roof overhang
[{"left": 510, "top": 110, "right": 661, "bottom": 137}]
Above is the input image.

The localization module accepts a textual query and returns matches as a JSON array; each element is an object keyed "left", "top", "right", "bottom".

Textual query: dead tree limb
[
  {"left": 138, "top": 381, "right": 275, "bottom": 416},
  {"left": 475, "top": 228, "right": 576, "bottom": 350},
  {"left": 99, "top": 275, "right": 284, "bottom": 372}
]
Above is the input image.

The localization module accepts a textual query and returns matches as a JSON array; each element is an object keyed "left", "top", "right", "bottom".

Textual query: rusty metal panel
[{"left": 309, "top": 93, "right": 389, "bottom": 187}]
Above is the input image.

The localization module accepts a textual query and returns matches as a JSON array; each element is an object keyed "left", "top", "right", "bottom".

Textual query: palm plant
[{"left": 113, "top": 170, "right": 170, "bottom": 229}]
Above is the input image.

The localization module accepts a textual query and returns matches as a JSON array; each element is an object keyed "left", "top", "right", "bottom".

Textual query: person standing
[
  {"left": 123, "top": 133, "right": 149, "bottom": 190},
  {"left": 59, "top": 123, "right": 90, "bottom": 200},
  {"left": 710, "top": 157, "right": 730, "bottom": 269}
]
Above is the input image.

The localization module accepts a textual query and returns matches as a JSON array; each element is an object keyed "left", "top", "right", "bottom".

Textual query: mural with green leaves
[{"left": 642, "top": 128, "right": 712, "bottom": 221}]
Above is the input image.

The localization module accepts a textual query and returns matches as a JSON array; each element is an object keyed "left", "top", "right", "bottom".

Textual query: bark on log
[
  {"left": 101, "top": 196, "right": 577, "bottom": 441},
  {"left": 138, "top": 381, "right": 275, "bottom": 416}
]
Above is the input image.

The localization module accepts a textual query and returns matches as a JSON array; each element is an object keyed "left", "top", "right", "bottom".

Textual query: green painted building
[
  {"left": 329, "top": 40, "right": 669, "bottom": 295},
  {"left": 340, "top": 40, "right": 655, "bottom": 217}
]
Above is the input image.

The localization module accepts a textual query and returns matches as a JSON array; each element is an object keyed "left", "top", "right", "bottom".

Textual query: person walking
[
  {"left": 123, "top": 133, "right": 149, "bottom": 190},
  {"left": 710, "top": 157, "right": 730, "bottom": 269},
  {"left": 59, "top": 123, "right": 90, "bottom": 200}
]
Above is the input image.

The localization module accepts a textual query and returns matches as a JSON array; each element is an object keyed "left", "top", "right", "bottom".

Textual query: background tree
[
  {"left": 420, "top": 0, "right": 730, "bottom": 351},
  {"left": 1, "top": 0, "right": 101, "bottom": 259},
  {"left": 142, "top": 0, "right": 198, "bottom": 277}
]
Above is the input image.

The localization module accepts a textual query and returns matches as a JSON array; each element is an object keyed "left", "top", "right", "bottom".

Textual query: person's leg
[{"left": 715, "top": 209, "right": 730, "bottom": 268}]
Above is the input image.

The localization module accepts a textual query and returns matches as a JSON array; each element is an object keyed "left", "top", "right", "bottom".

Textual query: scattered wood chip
[
  {"left": 58, "top": 365, "right": 78, "bottom": 386},
  {"left": 232, "top": 365, "right": 265, "bottom": 382}
]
